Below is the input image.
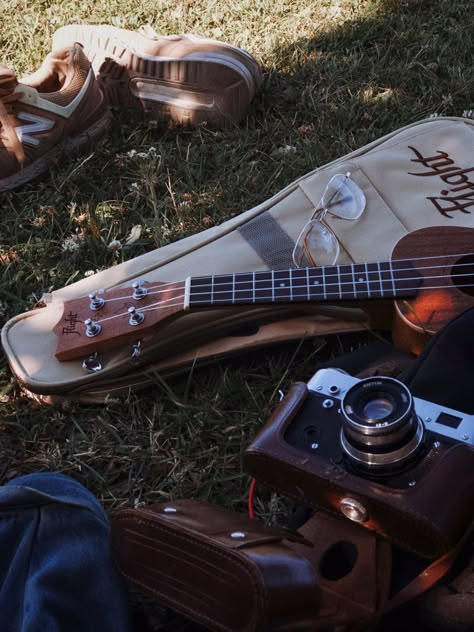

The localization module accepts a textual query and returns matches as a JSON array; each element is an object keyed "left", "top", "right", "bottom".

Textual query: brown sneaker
[
  {"left": 52, "top": 24, "right": 262, "bottom": 129},
  {"left": 0, "top": 44, "right": 112, "bottom": 192}
]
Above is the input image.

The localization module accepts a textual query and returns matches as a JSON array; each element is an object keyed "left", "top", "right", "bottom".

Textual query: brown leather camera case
[
  {"left": 244, "top": 383, "right": 474, "bottom": 559},
  {"left": 111, "top": 498, "right": 321, "bottom": 631}
]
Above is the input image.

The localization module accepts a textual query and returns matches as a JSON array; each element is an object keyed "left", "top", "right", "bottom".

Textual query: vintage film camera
[
  {"left": 244, "top": 368, "right": 474, "bottom": 559},
  {"left": 112, "top": 336, "right": 474, "bottom": 632},
  {"left": 112, "top": 366, "right": 474, "bottom": 631}
]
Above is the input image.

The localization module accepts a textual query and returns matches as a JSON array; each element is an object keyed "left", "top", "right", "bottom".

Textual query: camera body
[
  {"left": 244, "top": 368, "right": 474, "bottom": 558},
  {"left": 286, "top": 368, "right": 473, "bottom": 487}
]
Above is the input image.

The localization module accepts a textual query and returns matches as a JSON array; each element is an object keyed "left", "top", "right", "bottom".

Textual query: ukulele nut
[
  {"left": 84, "top": 318, "right": 101, "bottom": 337},
  {"left": 132, "top": 281, "right": 148, "bottom": 300},
  {"left": 88, "top": 291, "right": 105, "bottom": 311},
  {"left": 128, "top": 306, "right": 145, "bottom": 326}
]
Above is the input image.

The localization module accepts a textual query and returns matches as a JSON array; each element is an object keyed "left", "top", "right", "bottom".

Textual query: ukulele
[{"left": 54, "top": 226, "right": 474, "bottom": 362}]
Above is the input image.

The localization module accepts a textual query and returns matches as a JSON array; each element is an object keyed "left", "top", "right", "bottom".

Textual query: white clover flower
[
  {"left": 126, "top": 147, "right": 160, "bottom": 161},
  {"left": 272, "top": 145, "right": 297, "bottom": 156},
  {"left": 61, "top": 236, "right": 82, "bottom": 253},
  {"left": 462, "top": 109, "right": 474, "bottom": 119},
  {"left": 108, "top": 240, "right": 122, "bottom": 251},
  {"left": 84, "top": 270, "right": 96, "bottom": 277},
  {"left": 129, "top": 182, "right": 140, "bottom": 192}
]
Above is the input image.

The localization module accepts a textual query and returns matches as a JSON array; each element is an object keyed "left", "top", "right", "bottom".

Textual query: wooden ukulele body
[{"left": 392, "top": 225, "right": 474, "bottom": 353}]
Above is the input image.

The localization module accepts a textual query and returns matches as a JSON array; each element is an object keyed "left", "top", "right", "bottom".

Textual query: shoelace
[{"left": 0, "top": 77, "right": 26, "bottom": 166}]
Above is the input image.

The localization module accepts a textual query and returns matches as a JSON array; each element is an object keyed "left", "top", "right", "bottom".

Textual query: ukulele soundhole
[{"left": 452, "top": 255, "right": 474, "bottom": 298}]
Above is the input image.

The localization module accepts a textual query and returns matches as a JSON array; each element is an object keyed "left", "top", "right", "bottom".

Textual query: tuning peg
[
  {"left": 89, "top": 290, "right": 105, "bottom": 311},
  {"left": 85, "top": 318, "right": 101, "bottom": 337},
  {"left": 128, "top": 306, "right": 145, "bottom": 326},
  {"left": 131, "top": 341, "right": 142, "bottom": 360},
  {"left": 132, "top": 281, "right": 147, "bottom": 300},
  {"left": 82, "top": 353, "right": 102, "bottom": 372}
]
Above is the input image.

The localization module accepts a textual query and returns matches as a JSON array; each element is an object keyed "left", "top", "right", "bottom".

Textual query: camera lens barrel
[{"left": 340, "top": 377, "right": 424, "bottom": 472}]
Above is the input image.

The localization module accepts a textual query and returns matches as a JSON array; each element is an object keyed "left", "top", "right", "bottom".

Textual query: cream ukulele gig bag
[{"left": 3, "top": 116, "right": 474, "bottom": 403}]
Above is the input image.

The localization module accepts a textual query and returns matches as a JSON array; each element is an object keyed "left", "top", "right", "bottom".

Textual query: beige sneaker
[
  {"left": 0, "top": 44, "right": 112, "bottom": 192},
  {"left": 52, "top": 24, "right": 262, "bottom": 129}
]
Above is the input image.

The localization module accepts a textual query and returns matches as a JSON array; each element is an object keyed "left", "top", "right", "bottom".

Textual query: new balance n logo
[{"left": 14, "top": 112, "right": 54, "bottom": 147}]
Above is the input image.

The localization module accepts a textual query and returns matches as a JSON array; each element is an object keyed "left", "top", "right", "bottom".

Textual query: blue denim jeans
[{"left": 0, "top": 472, "right": 131, "bottom": 632}]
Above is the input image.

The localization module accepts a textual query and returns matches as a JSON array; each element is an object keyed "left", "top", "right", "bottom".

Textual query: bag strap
[{"left": 354, "top": 521, "right": 474, "bottom": 630}]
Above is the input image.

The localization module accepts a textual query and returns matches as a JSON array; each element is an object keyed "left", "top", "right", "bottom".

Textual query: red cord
[{"left": 248, "top": 478, "right": 256, "bottom": 519}]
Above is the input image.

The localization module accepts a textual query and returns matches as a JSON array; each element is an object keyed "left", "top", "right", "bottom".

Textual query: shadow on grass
[{"left": 258, "top": 0, "right": 473, "bottom": 160}]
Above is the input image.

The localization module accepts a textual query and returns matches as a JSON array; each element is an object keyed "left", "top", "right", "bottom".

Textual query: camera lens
[
  {"left": 361, "top": 397, "right": 394, "bottom": 420},
  {"left": 340, "top": 377, "right": 424, "bottom": 473}
]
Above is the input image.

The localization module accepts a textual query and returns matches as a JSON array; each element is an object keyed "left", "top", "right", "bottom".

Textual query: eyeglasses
[{"left": 292, "top": 172, "right": 366, "bottom": 268}]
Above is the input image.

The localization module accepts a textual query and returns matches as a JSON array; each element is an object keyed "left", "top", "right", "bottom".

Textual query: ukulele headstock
[{"left": 53, "top": 280, "right": 186, "bottom": 362}]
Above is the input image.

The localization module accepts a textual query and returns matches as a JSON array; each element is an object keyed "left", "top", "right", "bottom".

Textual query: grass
[{"left": 0, "top": 0, "right": 473, "bottom": 626}]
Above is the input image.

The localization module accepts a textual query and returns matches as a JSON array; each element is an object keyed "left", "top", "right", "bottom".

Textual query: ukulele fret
[
  {"left": 339, "top": 263, "right": 356, "bottom": 299},
  {"left": 377, "top": 262, "right": 383, "bottom": 297},
  {"left": 323, "top": 265, "right": 341, "bottom": 299},
  {"left": 352, "top": 263, "right": 370, "bottom": 298},
  {"left": 291, "top": 268, "right": 311, "bottom": 300},
  {"left": 380, "top": 261, "right": 396, "bottom": 297},
  {"left": 391, "top": 259, "right": 418, "bottom": 294},
  {"left": 308, "top": 268, "right": 325, "bottom": 301},
  {"left": 273, "top": 270, "right": 291, "bottom": 302},
  {"left": 232, "top": 273, "right": 255, "bottom": 304},
  {"left": 365, "top": 263, "right": 371, "bottom": 298},
  {"left": 254, "top": 271, "right": 273, "bottom": 303},
  {"left": 389, "top": 261, "right": 396, "bottom": 296}
]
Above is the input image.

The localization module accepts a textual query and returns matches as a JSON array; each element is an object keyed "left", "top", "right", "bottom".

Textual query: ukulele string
[
  {"left": 190, "top": 250, "right": 474, "bottom": 283},
  {"left": 190, "top": 265, "right": 474, "bottom": 291},
  {"left": 94, "top": 279, "right": 184, "bottom": 303},
  {"left": 95, "top": 294, "right": 186, "bottom": 324},
  {"left": 93, "top": 253, "right": 474, "bottom": 304},
  {"left": 92, "top": 274, "right": 474, "bottom": 326}
]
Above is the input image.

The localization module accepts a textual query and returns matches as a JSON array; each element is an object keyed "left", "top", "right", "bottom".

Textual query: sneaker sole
[
  {"left": 0, "top": 110, "right": 113, "bottom": 192},
  {"left": 53, "top": 26, "right": 261, "bottom": 129}
]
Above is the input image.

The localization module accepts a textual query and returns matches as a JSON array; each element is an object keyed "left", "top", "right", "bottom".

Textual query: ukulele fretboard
[{"left": 188, "top": 261, "right": 421, "bottom": 307}]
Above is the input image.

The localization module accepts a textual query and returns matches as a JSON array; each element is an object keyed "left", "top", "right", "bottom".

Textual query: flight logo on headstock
[
  {"left": 408, "top": 145, "right": 474, "bottom": 218},
  {"left": 62, "top": 310, "right": 82, "bottom": 336}
]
